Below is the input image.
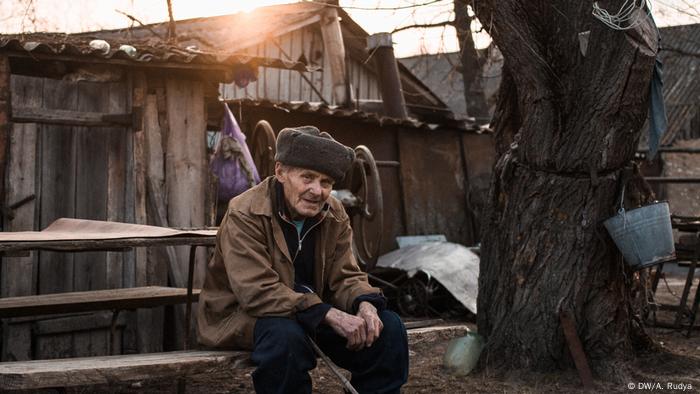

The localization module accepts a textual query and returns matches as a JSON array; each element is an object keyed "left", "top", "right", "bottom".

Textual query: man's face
[{"left": 275, "top": 163, "right": 334, "bottom": 219}]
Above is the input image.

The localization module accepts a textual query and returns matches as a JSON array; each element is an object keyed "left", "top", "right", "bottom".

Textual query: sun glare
[
  {"left": 172, "top": 0, "right": 289, "bottom": 19},
  {"left": 0, "top": 0, "right": 695, "bottom": 58}
]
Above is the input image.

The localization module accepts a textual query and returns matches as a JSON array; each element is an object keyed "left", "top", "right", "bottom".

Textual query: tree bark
[{"left": 470, "top": 0, "right": 659, "bottom": 374}]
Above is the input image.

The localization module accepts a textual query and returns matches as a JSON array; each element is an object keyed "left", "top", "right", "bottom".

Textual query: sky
[{"left": 0, "top": 0, "right": 698, "bottom": 58}]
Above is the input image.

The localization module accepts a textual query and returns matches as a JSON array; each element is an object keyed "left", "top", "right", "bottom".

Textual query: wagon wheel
[
  {"left": 397, "top": 275, "right": 442, "bottom": 317},
  {"left": 350, "top": 145, "right": 384, "bottom": 272},
  {"left": 249, "top": 120, "right": 277, "bottom": 179}
]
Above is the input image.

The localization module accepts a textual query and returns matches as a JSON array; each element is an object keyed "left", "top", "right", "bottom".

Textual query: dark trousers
[{"left": 251, "top": 310, "right": 408, "bottom": 394}]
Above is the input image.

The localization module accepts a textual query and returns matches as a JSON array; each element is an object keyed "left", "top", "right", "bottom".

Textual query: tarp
[
  {"left": 376, "top": 242, "right": 479, "bottom": 314},
  {"left": 0, "top": 218, "right": 216, "bottom": 243}
]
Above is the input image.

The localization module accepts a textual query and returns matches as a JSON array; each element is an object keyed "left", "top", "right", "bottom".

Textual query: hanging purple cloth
[{"left": 210, "top": 104, "right": 260, "bottom": 202}]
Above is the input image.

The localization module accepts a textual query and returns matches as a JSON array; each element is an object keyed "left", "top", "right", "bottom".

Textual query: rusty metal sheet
[
  {"left": 376, "top": 241, "right": 479, "bottom": 313},
  {"left": 559, "top": 310, "right": 594, "bottom": 390},
  {"left": 398, "top": 131, "right": 475, "bottom": 245},
  {"left": 461, "top": 132, "right": 496, "bottom": 238}
]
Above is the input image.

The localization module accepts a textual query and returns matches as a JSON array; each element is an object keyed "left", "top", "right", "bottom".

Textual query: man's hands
[
  {"left": 323, "top": 301, "right": 383, "bottom": 351},
  {"left": 324, "top": 308, "right": 367, "bottom": 350},
  {"left": 357, "top": 301, "right": 383, "bottom": 347}
]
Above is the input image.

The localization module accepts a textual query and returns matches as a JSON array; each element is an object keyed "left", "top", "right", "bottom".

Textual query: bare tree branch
[
  {"left": 324, "top": 0, "right": 449, "bottom": 11},
  {"left": 166, "top": 0, "right": 177, "bottom": 42},
  {"left": 392, "top": 20, "right": 454, "bottom": 33},
  {"left": 663, "top": 46, "right": 700, "bottom": 58},
  {"left": 115, "top": 9, "right": 165, "bottom": 40}
]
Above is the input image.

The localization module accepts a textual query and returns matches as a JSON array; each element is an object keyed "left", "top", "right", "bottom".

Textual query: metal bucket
[{"left": 604, "top": 201, "right": 675, "bottom": 270}]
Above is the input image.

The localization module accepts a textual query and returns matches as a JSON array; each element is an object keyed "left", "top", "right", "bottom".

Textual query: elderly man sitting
[{"left": 197, "top": 126, "right": 409, "bottom": 394}]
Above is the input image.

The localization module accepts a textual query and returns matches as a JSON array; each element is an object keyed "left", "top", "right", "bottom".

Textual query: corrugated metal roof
[
  {"left": 0, "top": 33, "right": 312, "bottom": 72},
  {"left": 227, "top": 99, "right": 477, "bottom": 131},
  {"left": 81, "top": 2, "right": 449, "bottom": 112},
  {"left": 77, "top": 2, "right": 325, "bottom": 55},
  {"left": 400, "top": 52, "right": 467, "bottom": 118}
]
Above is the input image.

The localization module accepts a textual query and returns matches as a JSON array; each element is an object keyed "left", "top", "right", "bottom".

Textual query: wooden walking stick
[{"left": 307, "top": 336, "right": 359, "bottom": 394}]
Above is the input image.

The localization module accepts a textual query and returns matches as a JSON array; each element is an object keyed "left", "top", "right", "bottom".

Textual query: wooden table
[
  {"left": 0, "top": 219, "right": 217, "bottom": 352},
  {"left": 651, "top": 215, "right": 700, "bottom": 335}
]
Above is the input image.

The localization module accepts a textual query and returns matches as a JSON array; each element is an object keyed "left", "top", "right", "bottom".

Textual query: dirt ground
[{"left": 45, "top": 270, "right": 700, "bottom": 394}]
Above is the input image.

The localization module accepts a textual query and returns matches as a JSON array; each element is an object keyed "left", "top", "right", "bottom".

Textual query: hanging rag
[
  {"left": 210, "top": 104, "right": 260, "bottom": 202},
  {"left": 647, "top": 14, "right": 668, "bottom": 159}
]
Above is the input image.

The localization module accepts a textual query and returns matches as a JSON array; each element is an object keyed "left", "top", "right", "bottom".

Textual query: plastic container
[
  {"left": 89, "top": 39, "right": 110, "bottom": 55},
  {"left": 443, "top": 332, "right": 484, "bottom": 376}
]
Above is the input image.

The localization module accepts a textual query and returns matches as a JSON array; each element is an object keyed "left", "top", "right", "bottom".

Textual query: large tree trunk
[{"left": 471, "top": 1, "right": 659, "bottom": 374}]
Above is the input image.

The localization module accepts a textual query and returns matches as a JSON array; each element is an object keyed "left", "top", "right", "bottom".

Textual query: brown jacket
[{"left": 197, "top": 177, "right": 381, "bottom": 350}]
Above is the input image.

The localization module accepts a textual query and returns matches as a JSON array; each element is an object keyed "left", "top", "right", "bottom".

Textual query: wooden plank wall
[
  {"left": 36, "top": 78, "right": 79, "bottom": 359},
  {"left": 164, "top": 77, "right": 207, "bottom": 344},
  {"left": 2, "top": 71, "right": 211, "bottom": 359},
  {"left": 165, "top": 78, "right": 206, "bottom": 287},
  {"left": 132, "top": 72, "right": 166, "bottom": 354},
  {"left": 398, "top": 130, "right": 476, "bottom": 246},
  {"left": 0, "top": 56, "right": 9, "bottom": 223},
  {"left": 220, "top": 26, "right": 381, "bottom": 104},
  {"left": 2, "top": 75, "right": 130, "bottom": 360},
  {"left": 1, "top": 74, "right": 40, "bottom": 361},
  {"left": 461, "top": 133, "right": 496, "bottom": 239}
]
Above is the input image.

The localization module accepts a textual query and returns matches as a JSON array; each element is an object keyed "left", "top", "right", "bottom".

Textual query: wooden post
[
  {"left": 1, "top": 123, "right": 38, "bottom": 361},
  {"left": 142, "top": 91, "right": 175, "bottom": 351},
  {"left": 146, "top": 91, "right": 179, "bottom": 287},
  {"left": 165, "top": 77, "right": 206, "bottom": 284},
  {"left": 131, "top": 72, "right": 164, "bottom": 353},
  {"left": 366, "top": 33, "right": 407, "bottom": 119},
  {"left": 164, "top": 77, "right": 206, "bottom": 348},
  {"left": 0, "top": 55, "right": 11, "bottom": 218},
  {"left": 106, "top": 81, "right": 128, "bottom": 291},
  {"left": 1, "top": 72, "right": 40, "bottom": 361},
  {"left": 320, "top": 8, "right": 348, "bottom": 106}
]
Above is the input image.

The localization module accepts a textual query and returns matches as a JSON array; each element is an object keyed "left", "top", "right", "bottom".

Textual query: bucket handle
[{"left": 617, "top": 183, "right": 626, "bottom": 216}]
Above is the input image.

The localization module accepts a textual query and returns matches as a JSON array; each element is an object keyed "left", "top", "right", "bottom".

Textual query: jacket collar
[{"left": 248, "top": 177, "right": 275, "bottom": 217}]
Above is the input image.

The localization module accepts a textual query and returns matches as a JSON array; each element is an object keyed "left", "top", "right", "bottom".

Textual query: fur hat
[{"left": 275, "top": 126, "right": 355, "bottom": 183}]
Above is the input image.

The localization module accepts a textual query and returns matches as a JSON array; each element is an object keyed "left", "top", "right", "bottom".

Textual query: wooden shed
[
  {"left": 85, "top": 1, "right": 455, "bottom": 123},
  {"left": 86, "top": 1, "right": 495, "bottom": 251},
  {"left": 0, "top": 2, "right": 496, "bottom": 363},
  {"left": 0, "top": 33, "right": 308, "bottom": 361}
]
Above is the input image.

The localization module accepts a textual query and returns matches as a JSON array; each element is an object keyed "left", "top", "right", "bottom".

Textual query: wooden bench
[
  {"left": 0, "top": 286, "right": 202, "bottom": 357},
  {"left": 0, "top": 286, "right": 200, "bottom": 318},
  {"left": 0, "top": 350, "right": 252, "bottom": 390},
  {"left": 0, "top": 324, "right": 471, "bottom": 390},
  {"left": 0, "top": 220, "right": 219, "bottom": 390}
]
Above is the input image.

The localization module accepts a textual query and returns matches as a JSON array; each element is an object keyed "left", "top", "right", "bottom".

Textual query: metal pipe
[
  {"left": 638, "top": 147, "right": 700, "bottom": 154},
  {"left": 559, "top": 310, "right": 594, "bottom": 390},
  {"left": 645, "top": 177, "right": 700, "bottom": 184},
  {"left": 184, "top": 245, "right": 197, "bottom": 350},
  {"left": 366, "top": 33, "right": 407, "bottom": 119},
  {"left": 375, "top": 160, "right": 400, "bottom": 167},
  {"left": 367, "top": 272, "right": 399, "bottom": 290}
]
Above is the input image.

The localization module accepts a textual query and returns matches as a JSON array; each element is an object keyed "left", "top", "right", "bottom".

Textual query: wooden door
[{"left": 2, "top": 74, "right": 130, "bottom": 360}]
